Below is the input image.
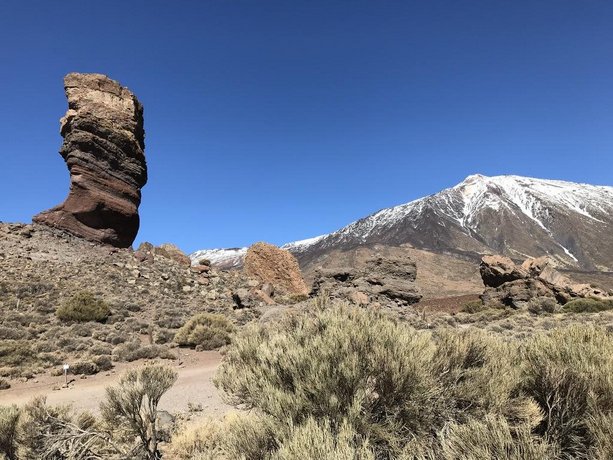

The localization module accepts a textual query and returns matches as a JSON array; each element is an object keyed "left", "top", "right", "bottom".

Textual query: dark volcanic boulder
[
  {"left": 311, "top": 254, "right": 421, "bottom": 306},
  {"left": 480, "top": 255, "right": 611, "bottom": 308},
  {"left": 33, "top": 73, "right": 147, "bottom": 248},
  {"left": 480, "top": 255, "right": 528, "bottom": 288}
]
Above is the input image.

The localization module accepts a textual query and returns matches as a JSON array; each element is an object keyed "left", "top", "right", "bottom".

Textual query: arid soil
[{"left": 0, "top": 350, "right": 229, "bottom": 417}]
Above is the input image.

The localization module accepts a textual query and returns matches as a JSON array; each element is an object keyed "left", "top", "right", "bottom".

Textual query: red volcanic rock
[{"left": 33, "top": 73, "right": 147, "bottom": 248}]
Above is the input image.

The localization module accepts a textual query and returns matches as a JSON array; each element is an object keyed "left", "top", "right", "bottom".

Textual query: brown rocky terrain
[
  {"left": 33, "top": 73, "right": 147, "bottom": 248},
  {"left": 301, "top": 244, "right": 484, "bottom": 299},
  {"left": 479, "top": 255, "right": 612, "bottom": 309},
  {"left": 311, "top": 250, "right": 421, "bottom": 307},
  {"left": 0, "top": 224, "right": 440, "bottom": 386},
  {"left": 0, "top": 223, "right": 260, "bottom": 383},
  {"left": 192, "top": 175, "right": 613, "bottom": 301}
]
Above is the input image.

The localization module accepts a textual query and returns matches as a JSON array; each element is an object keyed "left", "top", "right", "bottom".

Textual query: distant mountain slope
[{"left": 192, "top": 175, "right": 613, "bottom": 271}]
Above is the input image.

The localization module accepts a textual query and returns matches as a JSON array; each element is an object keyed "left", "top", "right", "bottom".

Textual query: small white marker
[{"left": 63, "top": 364, "right": 70, "bottom": 386}]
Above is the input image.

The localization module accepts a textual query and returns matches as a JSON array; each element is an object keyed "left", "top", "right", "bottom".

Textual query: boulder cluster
[
  {"left": 34, "top": 73, "right": 147, "bottom": 248},
  {"left": 311, "top": 253, "right": 421, "bottom": 307},
  {"left": 480, "top": 255, "right": 609, "bottom": 308}
]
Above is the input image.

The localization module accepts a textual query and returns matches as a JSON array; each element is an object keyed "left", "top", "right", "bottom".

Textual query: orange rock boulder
[{"left": 244, "top": 242, "right": 308, "bottom": 297}]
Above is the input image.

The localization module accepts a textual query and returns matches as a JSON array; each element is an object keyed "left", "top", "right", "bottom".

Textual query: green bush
[
  {"left": 562, "top": 297, "right": 613, "bottom": 313},
  {"left": 174, "top": 313, "right": 234, "bottom": 350},
  {"left": 56, "top": 292, "right": 110, "bottom": 322}
]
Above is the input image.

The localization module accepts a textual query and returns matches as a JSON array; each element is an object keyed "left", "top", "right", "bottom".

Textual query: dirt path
[{"left": 0, "top": 350, "right": 231, "bottom": 417}]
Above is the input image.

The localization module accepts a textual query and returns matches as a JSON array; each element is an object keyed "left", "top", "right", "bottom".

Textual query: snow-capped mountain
[{"left": 191, "top": 175, "right": 613, "bottom": 271}]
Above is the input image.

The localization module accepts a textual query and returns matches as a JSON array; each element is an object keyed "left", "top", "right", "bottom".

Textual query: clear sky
[{"left": 1, "top": 1, "right": 612, "bottom": 253}]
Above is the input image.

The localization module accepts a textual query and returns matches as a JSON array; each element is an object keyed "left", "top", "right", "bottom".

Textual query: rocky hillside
[
  {"left": 0, "top": 223, "right": 255, "bottom": 379},
  {"left": 193, "top": 175, "right": 613, "bottom": 272}
]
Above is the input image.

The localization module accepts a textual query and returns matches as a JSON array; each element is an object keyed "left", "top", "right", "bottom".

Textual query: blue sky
[{"left": 1, "top": 1, "right": 611, "bottom": 253}]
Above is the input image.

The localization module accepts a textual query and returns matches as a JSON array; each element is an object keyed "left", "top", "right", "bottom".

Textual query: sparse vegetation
[
  {"left": 461, "top": 299, "right": 487, "bottom": 313},
  {"left": 112, "top": 341, "right": 176, "bottom": 362},
  {"left": 101, "top": 365, "right": 178, "bottom": 460},
  {"left": 174, "top": 313, "right": 234, "bottom": 350},
  {"left": 168, "top": 298, "right": 613, "bottom": 459},
  {"left": 56, "top": 291, "right": 110, "bottom": 322}
]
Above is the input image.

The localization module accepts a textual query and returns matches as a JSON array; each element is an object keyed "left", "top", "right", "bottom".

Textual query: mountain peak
[
  {"left": 462, "top": 173, "right": 488, "bottom": 182},
  {"left": 192, "top": 175, "right": 613, "bottom": 271}
]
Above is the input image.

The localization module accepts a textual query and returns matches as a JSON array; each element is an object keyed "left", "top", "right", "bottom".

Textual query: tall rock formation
[{"left": 33, "top": 73, "right": 147, "bottom": 248}]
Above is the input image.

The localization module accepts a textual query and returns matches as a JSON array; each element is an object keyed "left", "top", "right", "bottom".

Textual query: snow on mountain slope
[
  {"left": 191, "top": 247, "right": 247, "bottom": 269},
  {"left": 190, "top": 236, "right": 326, "bottom": 268},
  {"left": 191, "top": 175, "right": 613, "bottom": 271}
]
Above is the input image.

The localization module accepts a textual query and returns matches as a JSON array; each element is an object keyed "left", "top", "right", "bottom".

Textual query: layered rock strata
[
  {"left": 34, "top": 73, "right": 147, "bottom": 248},
  {"left": 311, "top": 253, "right": 422, "bottom": 306}
]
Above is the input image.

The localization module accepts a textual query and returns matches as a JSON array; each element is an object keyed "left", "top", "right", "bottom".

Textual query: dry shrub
[
  {"left": 217, "top": 412, "right": 278, "bottom": 460},
  {"left": 211, "top": 299, "right": 613, "bottom": 459},
  {"left": 101, "top": 364, "right": 177, "bottom": 460},
  {"left": 272, "top": 418, "right": 374, "bottom": 460},
  {"left": 0, "top": 405, "right": 20, "bottom": 460},
  {"left": 433, "top": 415, "right": 558, "bottom": 459},
  {"left": 215, "top": 299, "right": 527, "bottom": 457},
  {"left": 521, "top": 325, "right": 613, "bottom": 458},
  {"left": 56, "top": 292, "right": 110, "bottom": 322},
  {"left": 169, "top": 412, "right": 277, "bottom": 460},
  {"left": 431, "top": 328, "right": 520, "bottom": 422},
  {"left": 18, "top": 396, "right": 111, "bottom": 459},
  {"left": 527, "top": 296, "right": 560, "bottom": 314},
  {"left": 174, "top": 313, "right": 234, "bottom": 350},
  {"left": 587, "top": 413, "right": 613, "bottom": 460},
  {"left": 168, "top": 419, "right": 224, "bottom": 460},
  {"left": 461, "top": 300, "right": 487, "bottom": 313},
  {"left": 215, "top": 301, "right": 440, "bottom": 451},
  {"left": 0, "top": 341, "right": 35, "bottom": 368}
]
